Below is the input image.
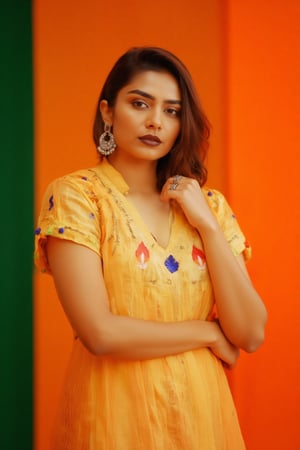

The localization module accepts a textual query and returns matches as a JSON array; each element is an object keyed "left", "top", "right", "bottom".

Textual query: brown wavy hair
[{"left": 93, "top": 47, "right": 210, "bottom": 189}]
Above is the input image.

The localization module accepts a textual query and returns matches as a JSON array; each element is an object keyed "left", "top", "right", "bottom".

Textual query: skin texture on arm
[
  {"left": 46, "top": 237, "right": 239, "bottom": 366},
  {"left": 196, "top": 228, "right": 266, "bottom": 352},
  {"left": 161, "top": 176, "right": 267, "bottom": 353}
]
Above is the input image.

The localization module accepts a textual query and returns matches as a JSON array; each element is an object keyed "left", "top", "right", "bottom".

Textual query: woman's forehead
[{"left": 120, "top": 70, "right": 181, "bottom": 100}]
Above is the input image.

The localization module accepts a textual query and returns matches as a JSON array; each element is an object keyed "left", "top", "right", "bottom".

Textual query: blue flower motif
[
  {"left": 207, "top": 191, "right": 213, "bottom": 197},
  {"left": 164, "top": 255, "right": 179, "bottom": 273},
  {"left": 48, "top": 195, "right": 54, "bottom": 211},
  {"left": 34, "top": 227, "right": 41, "bottom": 235},
  {"left": 58, "top": 227, "right": 65, "bottom": 234},
  {"left": 89, "top": 212, "right": 95, "bottom": 219}
]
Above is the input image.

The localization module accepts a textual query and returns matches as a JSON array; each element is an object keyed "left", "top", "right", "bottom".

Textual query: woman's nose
[{"left": 145, "top": 108, "right": 162, "bottom": 129}]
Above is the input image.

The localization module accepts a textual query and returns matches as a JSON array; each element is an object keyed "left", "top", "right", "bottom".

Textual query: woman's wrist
[
  {"left": 195, "top": 216, "right": 219, "bottom": 238},
  {"left": 195, "top": 320, "right": 219, "bottom": 348}
]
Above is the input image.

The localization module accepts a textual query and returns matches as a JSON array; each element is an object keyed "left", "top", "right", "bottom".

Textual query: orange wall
[
  {"left": 226, "top": 1, "right": 300, "bottom": 449},
  {"left": 34, "top": 1, "right": 300, "bottom": 449},
  {"left": 33, "top": 1, "right": 226, "bottom": 449}
]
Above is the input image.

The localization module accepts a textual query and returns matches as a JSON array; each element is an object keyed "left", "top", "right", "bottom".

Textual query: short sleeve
[
  {"left": 205, "top": 189, "right": 252, "bottom": 261},
  {"left": 34, "top": 174, "right": 101, "bottom": 273}
]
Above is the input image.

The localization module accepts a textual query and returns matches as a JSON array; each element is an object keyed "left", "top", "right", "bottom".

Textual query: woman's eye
[
  {"left": 165, "top": 108, "right": 181, "bottom": 117},
  {"left": 132, "top": 100, "right": 148, "bottom": 109}
]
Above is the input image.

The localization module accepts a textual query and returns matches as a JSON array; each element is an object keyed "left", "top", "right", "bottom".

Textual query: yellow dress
[{"left": 35, "top": 158, "right": 251, "bottom": 450}]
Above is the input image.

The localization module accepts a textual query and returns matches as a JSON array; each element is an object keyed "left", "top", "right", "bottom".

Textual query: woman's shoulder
[
  {"left": 37, "top": 166, "right": 105, "bottom": 222},
  {"left": 48, "top": 159, "right": 126, "bottom": 195},
  {"left": 51, "top": 165, "right": 101, "bottom": 186},
  {"left": 201, "top": 186, "right": 237, "bottom": 225},
  {"left": 201, "top": 187, "right": 227, "bottom": 210},
  {"left": 44, "top": 165, "right": 107, "bottom": 198},
  {"left": 202, "top": 186, "right": 251, "bottom": 259}
]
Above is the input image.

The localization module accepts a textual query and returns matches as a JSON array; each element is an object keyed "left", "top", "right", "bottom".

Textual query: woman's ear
[{"left": 99, "top": 100, "right": 113, "bottom": 124}]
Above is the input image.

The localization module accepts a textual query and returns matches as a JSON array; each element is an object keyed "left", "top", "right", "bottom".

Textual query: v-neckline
[
  {"left": 91, "top": 160, "right": 177, "bottom": 251},
  {"left": 122, "top": 194, "right": 176, "bottom": 251}
]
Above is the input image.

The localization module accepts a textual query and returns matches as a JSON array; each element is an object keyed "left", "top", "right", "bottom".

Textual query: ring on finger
[
  {"left": 169, "top": 183, "right": 178, "bottom": 191},
  {"left": 173, "top": 174, "right": 182, "bottom": 183}
]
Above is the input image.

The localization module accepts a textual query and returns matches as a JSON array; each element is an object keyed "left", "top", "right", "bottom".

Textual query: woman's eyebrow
[{"left": 127, "top": 89, "right": 181, "bottom": 105}]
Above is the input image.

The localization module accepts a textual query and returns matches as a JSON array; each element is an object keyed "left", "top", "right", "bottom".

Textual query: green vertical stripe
[{"left": 0, "top": 1, "right": 33, "bottom": 449}]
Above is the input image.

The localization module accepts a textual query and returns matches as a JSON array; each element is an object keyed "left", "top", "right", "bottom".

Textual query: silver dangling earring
[{"left": 97, "top": 123, "right": 116, "bottom": 156}]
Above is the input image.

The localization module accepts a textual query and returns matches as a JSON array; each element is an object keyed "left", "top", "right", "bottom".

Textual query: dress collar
[{"left": 95, "top": 157, "right": 129, "bottom": 194}]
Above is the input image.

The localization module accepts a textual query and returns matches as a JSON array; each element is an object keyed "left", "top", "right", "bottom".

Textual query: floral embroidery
[
  {"left": 164, "top": 255, "right": 179, "bottom": 273},
  {"left": 58, "top": 227, "right": 65, "bottom": 234},
  {"left": 244, "top": 240, "right": 250, "bottom": 249},
  {"left": 89, "top": 212, "right": 95, "bottom": 219},
  {"left": 46, "top": 226, "right": 54, "bottom": 235},
  {"left": 207, "top": 191, "right": 213, "bottom": 197},
  {"left": 192, "top": 245, "right": 206, "bottom": 270},
  {"left": 135, "top": 242, "right": 150, "bottom": 269},
  {"left": 34, "top": 227, "right": 41, "bottom": 235},
  {"left": 48, "top": 195, "right": 54, "bottom": 211}
]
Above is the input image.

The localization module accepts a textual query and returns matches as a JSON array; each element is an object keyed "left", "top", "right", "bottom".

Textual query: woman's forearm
[
  {"left": 81, "top": 313, "right": 239, "bottom": 367},
  {"left": 47, "top": 237, "right": 240, "bottom": 363},
  {"left": 81, "top": 315, "right": 216, "bottom": 359},
  {"left": 200, "top": 223, "right": 267, "bottom": 352}
]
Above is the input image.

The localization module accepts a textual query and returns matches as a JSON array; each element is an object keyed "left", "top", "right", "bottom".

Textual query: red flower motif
[
  {"left": 192, "top": 245, "right": 206, "bottom": 270},
  {"left": 135, "top": 242, "right": 150, "bottom": 269}
]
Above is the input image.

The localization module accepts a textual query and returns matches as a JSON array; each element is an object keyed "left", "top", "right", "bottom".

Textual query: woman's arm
[
  {"left": 47, "top": 237, "right": 239, "bottom": 365},
  {"left": 199, "top": 224, "right": 267, "bottom": 352},
  {"left": 161, "top": 177, "right": 267, "bottom": 353}
]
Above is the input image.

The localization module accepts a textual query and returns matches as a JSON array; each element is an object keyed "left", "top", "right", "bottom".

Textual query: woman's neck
[{"left": 107, "top": 154, "right": 158, "bottom": 194}]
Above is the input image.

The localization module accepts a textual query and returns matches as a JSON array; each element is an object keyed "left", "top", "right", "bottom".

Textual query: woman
[{"left": 35, "top": 47, "right": 267, "bottom": 449}]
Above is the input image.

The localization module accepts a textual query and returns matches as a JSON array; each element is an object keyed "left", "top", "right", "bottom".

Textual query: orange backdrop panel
[
  {"left": 33, "top": 1, "right": 227, "bottom": 449},
  {"left": 227, "top": 1, "right": 300, "bottom": 449},
  {"left": 34, "top": 1, "right": 300, "bottom": 449}
]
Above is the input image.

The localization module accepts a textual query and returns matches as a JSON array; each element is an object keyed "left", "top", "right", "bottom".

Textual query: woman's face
[{"left": 101, "top": 70, "right": 181, "bottom": 162}]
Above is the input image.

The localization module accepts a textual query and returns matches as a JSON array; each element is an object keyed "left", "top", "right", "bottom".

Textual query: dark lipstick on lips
[{"left": 139, "top": 135, "right": 162, "bottom": 146}]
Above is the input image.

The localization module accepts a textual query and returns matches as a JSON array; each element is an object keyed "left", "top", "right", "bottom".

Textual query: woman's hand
[
  {"left": 209, "top": 321, "right": 240, "bottom": 369},
  {"left": 161, "top": 174, "right": 267, "bottom": 353},
  {"left": 160, "top": 175, "right": 217, "bottom": 231}
]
